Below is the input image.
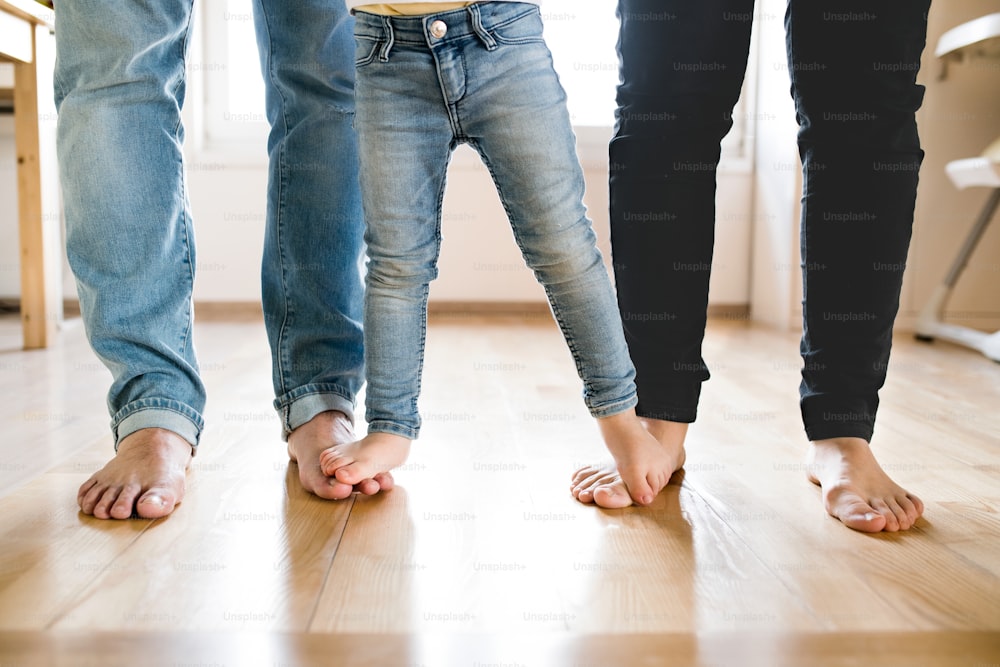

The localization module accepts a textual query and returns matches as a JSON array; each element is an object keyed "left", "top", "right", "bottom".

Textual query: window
[{"left": 195, "top": 1, "right": 751, "bottom": 160}]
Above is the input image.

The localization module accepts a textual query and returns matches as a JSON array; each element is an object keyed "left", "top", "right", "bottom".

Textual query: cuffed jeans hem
[
  {"left": 804, "top": 423, "right": 875, "bottom": 444},
  {"left": 273, "top": 384, "right": 357, "bottom": 441},
  {"left": 113, "top": 403, "right": 203, "bottom": 452},
  {"left": 587, "top": 393, "right": 639, "bottom": 420},
  {"left": 801, "top": 399, "right": 876, "bottom": 443},
  {"left": 366, "top": 420, "right": 419, "bottom": 441},
  {"left": 635, "top": 404, "right": 698, "bottom": 424}
]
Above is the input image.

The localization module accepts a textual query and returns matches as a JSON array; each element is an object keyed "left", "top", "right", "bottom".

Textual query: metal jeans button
[{"left": 429, "top": 19, "right": 447, "bottom": 39}]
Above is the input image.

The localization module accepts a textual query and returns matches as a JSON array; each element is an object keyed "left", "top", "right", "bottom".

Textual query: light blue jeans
[
  {"left": 353, "top": 3, "right": 638, "bottom": 440},
  {"left": 54, "top": 0, "right": 365, "bottom": 448}
]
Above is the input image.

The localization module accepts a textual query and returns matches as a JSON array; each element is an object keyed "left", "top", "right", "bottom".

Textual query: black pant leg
[
  {"left": 612, "top": 0, "right": 755, "bottom": 422},
  {"left": 786, "top": 1, "right": 931, "bottom": 440}
]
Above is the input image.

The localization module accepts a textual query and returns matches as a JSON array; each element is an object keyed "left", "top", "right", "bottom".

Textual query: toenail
[{"left": 140, "top": 494, "right": 165, "bottom": 507}]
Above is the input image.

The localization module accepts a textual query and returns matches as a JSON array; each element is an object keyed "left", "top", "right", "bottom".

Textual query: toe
[
  {"left": 906, "top": 493, "right": 925, "bottom": 518},
  {"left": 592, "top": 484, "right": 634, "bottom": 509},
  {"left": 621, "top": 471, "right": 655, "bottom": 506},
  {"left": 77, "top": 477, "right": 99, "bottom": 507},
  {"left": 372, "top": 472, "right": 395, "bottom": 491},
  {"left": 300, "top": 466, "right": 353, "bottom": 500},
  {"left": 571, "top": 466, "right": 598, "bottom": 485},
  {"left": 832, "top": 493, "right": 887, "bottom": 533},
  {"left": 334, "top": 461, "right": 368, "bottom": 485},
  {"left": 318, "top": 449, "right": 350, "bottom": 477},
  {"left": 93, "top": 486, "right": 121, "bottom": 520},
  {"left": 79, "top": 482, "right": 105, "bottom": 515},
  {"left": 887, "top": 498, "right": 912, "bottom": 531},
  {"left": 326, "top": 479, "right": 355, "bottom": 500},
  {"left": 109, "top": 483, "right": 141, "bottom": 519},
  {"left": 357, "top": 478, "right": 380, "bottom": 495},
  {"left": 870, "top": 498, "right": 899, "bottom": 532},
  {"left": 570, "top": 484, "right": 594, "bottom": 505},
  {"left": 135, "top": 488, "right": 175, "bottom": 519},
  {"left": 570, "top": 471, "right": 601, "bottom": 496}
]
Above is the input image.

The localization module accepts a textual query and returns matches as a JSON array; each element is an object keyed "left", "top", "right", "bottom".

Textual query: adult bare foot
[
  {"left": 571, "top": 413, "right": 687, "bottom": 508},
  {"left": 807, "top": 437, "right": 924, "bottom": 533},
  {"left": 318, "top": 432, "right": 411, "bottom": 491},
  {"left": 77, "top": 428, "right": 192, "bottom": 520},
  {"left": 287, "top": 411, "right": 395, "bottom": 500}
]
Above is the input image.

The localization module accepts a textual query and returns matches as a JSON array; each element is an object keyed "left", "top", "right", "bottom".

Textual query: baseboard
[
  {"left": 38, "top": 300, "right": 755, "bottom": 323},
  {"left": 48, "top": 300, "right": 1000, "bottom": 333}
]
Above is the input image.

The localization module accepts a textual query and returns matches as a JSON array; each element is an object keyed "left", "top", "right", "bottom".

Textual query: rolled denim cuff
[
  {"left": 113, "top": 401, "right": 203, "bottom": 452},
  {"left": 586, "top": 391, "right": 639, "bottom": 420},
  {"left": 366, "top": 419, "right": 418, "bottom": 441},
  {"left": 274, "top": 384, "right": 357, "bottom": 441}
]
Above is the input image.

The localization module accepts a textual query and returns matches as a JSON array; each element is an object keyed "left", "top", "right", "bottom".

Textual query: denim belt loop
[
  {"left": 379, "top": 15, "right": 395, "bottom": 61},
  {"left": 468, "top": 3, "right": 498, "bottom": 51}
]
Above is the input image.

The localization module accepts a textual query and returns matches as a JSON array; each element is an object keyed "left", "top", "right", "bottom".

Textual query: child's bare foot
[
  {"left": 77, "top": 428, "right": 192, "bottom": 520},
  {"left": 571, "top": 413, "right": 687, "bottom": 508},
  {"left": 806, "top": 437, "right": 924, "bottom": 533},
  {"left": 318, "top": 431, "right": 411, "bottom": 493},
  {"left": 287, "top": 411, "right": 395, "bottom": 500}
]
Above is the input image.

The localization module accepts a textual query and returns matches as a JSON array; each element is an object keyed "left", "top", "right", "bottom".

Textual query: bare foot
[
  {"left": 77, "top": 428, "right": 192, "bottom": 520},
  {"left": 287, "top": 411, "right": 396, "bottom": 500},
  {"left": 806, "top": 437, "right": 924, "bottom": 533},
  {"left": 318, "top": 432, "right": 411, "bottom": 492},
  {"left": 570, "top": 413, "right": 687, "bottom": 508}
]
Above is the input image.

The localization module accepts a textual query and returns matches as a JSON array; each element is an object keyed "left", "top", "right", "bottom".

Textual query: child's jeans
[{"left": 353, "top": 2, "right": 638, "bottom": 439}]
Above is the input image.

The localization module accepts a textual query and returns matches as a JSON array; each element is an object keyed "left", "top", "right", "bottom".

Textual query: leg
[
  {"left": 318, "top": 12, "right": 456, "bottom": 486},
  {"left": 565, "top": 0, "right": 754, "bottom": 505},
  {"left": 457, "top": 4, "right": 677, "bottom": 505},
  {"left": 787, "top": 0, "right": 929, "bottom": 531},
  {"left": 609, "top": 0, "right": 754, "bottom": 474},
  {"left": 56, "top": 0, "right": 200, "bottom": 519},
  {"left": 252, "top": 0, "right": 382, "bottom": 498}
]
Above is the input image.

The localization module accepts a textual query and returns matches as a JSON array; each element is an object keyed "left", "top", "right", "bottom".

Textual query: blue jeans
[
  {"left": 353, "top": 3, "right": 637, "bottom": 440},
  {"left": 611, "top": 0, "right": 929, "bottom": 441},
  {"left": 54, "top": 0, "right": 364, "bottom": 448}
]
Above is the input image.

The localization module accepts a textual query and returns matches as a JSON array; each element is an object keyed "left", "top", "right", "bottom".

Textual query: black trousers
[{"left": 611, "top": 0, "right": 931, "bottom": 441}]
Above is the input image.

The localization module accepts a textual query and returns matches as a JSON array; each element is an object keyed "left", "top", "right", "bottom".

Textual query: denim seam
[
  {"left": 175, "top": 8, "right": 197, "bottom": 361},
  {"left": 258, "top": 0, "right": 294, "bottom": 401},
  {"left": 273, "top": 383, "right": 356, "bottom": 411}
]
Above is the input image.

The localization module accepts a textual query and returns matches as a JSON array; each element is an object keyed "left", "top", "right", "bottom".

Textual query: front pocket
[
  {"left": 355, "top": 36, "right": 382, "bottom": 67},
  {"left": 489, "top": 8, "right": 546, "bottom": 46}
]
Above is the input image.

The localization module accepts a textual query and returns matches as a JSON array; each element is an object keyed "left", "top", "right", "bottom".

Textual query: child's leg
[
  {"left": 318, "top": 12, "right": 456, "bottom": 486},
  {"left": 458, "top": 4, "right": 682, "bottom": 505}
]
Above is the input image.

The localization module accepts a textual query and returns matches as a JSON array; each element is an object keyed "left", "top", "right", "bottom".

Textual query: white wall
[
  {"left": 181, "top": 138, "right": 753, "bottom": 307},
  {"left": 0, "top": 51, "right": 754, "bottom": 312},
  {"left": 907, "top": 0, "right": 1000, "bottom": 332},
  {"left": 0, "top": 63, "right": 18, "bottom": 299},
  {"left": 749, "top": 0, "right": 802, "bottom": 330},
  {"left": 749, "top": 0, "right": 1000, "bottom": 333}
]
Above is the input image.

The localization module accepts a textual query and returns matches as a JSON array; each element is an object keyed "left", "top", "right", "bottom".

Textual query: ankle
[
  {"left": 641, "top": 418, "right": 688, "bottom": 443},
  {"left": 810, "top": 437, "right": 870, "bottom": 455},
  {"left": 117, "top": 428, "right": 193, "bottom": 457}
]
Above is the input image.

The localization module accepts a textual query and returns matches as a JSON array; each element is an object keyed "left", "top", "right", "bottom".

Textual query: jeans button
[{"left": 429, "top": 20, "right": 447, "bottom": 39}]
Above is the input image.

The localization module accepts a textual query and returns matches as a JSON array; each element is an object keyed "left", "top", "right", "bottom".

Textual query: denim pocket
[
  {"left": 355, "top": 36, "right": 382, "bottom": 67},
  {"left": 489, "top": 7, "right": 545, "bottom": 46}
]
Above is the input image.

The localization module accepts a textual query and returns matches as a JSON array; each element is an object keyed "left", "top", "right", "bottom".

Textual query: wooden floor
[{"left": 1, "top": 312, "right": 998, "bottom": 666}]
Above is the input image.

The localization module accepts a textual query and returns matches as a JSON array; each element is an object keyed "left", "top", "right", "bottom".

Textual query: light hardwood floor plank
[
  {"left": 1, "top": 313, "right": 998, "bottom": 662},
  {"left": 1, "top": 630, "right": 998, "bottom": 667}
]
